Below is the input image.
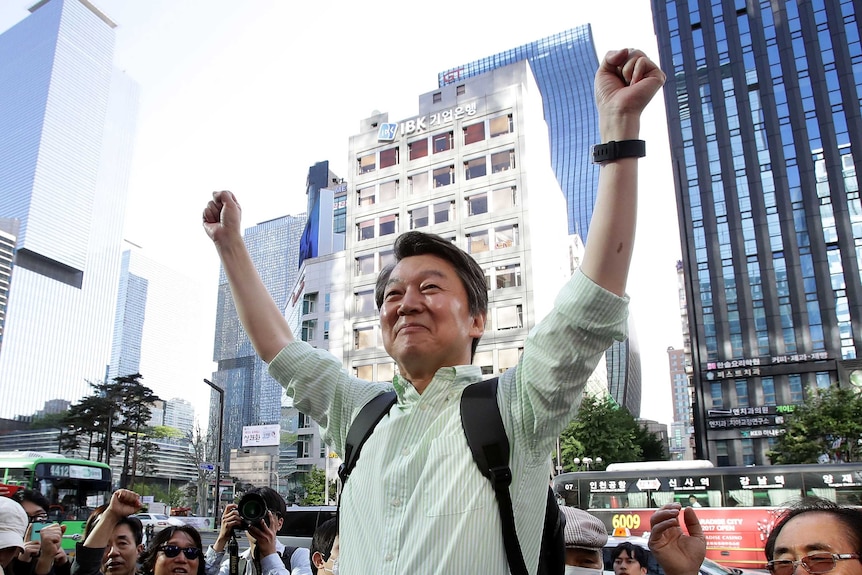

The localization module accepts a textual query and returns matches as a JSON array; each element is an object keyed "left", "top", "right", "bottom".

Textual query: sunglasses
[
  {"left": 766, "top": 553, "right": 861, "bottom": 575},
  {"left": 158, "top": 545, "right": 201, "bottom": 560}
]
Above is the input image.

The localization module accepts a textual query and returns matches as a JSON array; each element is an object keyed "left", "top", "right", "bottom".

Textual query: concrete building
[
  {"left": 652, "top": 0, "right": 862, "bottom": 463},
  {"left": 0, "top": 0, "right": 138, "bottom": 418}
]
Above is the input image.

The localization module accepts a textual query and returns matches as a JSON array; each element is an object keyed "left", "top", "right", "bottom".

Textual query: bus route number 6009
[{"left": 612, "top": 514, "right": 641, "bottom": 530}]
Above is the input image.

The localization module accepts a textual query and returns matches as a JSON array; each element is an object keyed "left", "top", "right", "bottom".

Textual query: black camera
[{"left": 236, "top": 492, "right": 270, "bottom": 530}]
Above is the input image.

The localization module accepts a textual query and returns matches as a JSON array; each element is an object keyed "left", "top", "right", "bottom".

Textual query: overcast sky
[{"left": 0, "top": 0, "right": 683, "bottom": 429}]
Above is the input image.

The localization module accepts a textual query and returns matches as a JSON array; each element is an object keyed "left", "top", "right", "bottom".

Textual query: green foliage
[
  {"left": 557, "top": 393, "right": 666, "bottom": 471},
  {"left": 769, "top": 385, "right": 862, "bottom": 464},
  {"left": 300, "top": 467, "right": 335, "bottom": 505}
]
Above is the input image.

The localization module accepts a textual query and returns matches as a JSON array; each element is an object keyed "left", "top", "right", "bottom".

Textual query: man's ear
[
  {"left": 311, "top": 551, "right": 325, "bottom": 569},
  {"left": 470, "top": 311, "right": 486, "bottom": 338},
  {"left": 137, "top": 544, "right": 144, "bottom": 554}
]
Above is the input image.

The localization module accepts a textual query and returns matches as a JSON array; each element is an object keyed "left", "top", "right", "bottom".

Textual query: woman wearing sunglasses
[
  {"left": 139, "top": 526, "right": 205, "bottom": 575},
  {"left": 647, "top": 498, "right": 862, "bottom": 575}
]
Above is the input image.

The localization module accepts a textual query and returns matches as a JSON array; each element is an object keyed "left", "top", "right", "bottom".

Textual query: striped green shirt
[{"left": 269, "top": 270, "right": 628, "bottom": 574}]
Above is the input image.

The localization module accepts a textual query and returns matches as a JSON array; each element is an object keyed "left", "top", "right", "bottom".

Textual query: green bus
[{"left": 0, "top": 451, "right": 112, "bottom": 552}]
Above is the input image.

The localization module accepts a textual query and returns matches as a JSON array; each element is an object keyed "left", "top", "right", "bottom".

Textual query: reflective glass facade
[
  {"left": 653, "top": 0, "right": 862, "bottom": 464},
  {"left": 209, "top": 214, "right": 306, "bottom": 472},
  {"left": 438, "top": 26, "right": 600, "bottom": 239},
  {"left": 0, "top": 0, "right": 139, "bottom": 418}
]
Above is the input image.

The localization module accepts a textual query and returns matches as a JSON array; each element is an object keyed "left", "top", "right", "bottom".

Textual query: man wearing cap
[
  {"left": 0, "top": 496, "right": 28, "bottom": 575},
  {"left": 560, "top": 506, "right": 608, "bottom": 575}
]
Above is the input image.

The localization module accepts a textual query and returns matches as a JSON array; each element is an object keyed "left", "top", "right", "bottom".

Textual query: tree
[
  {"left": 769, "top": 385, "right": 862, "bottom": 464},
  {"left": 556, "top": 394, "right": 666, "bottom": 472},
  {"left": 300, "top": 467, "right": 334, "bottom": 505},
  {"left": 185, "top": 425, "right": 217, "bottom": 516}
]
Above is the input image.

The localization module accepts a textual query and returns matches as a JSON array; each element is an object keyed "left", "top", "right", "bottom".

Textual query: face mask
[{"left": 566, "top": 566, "right": 603, "bottom": 575}]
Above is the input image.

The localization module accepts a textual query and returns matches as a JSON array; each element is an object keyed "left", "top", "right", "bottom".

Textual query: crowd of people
[{"left": 3, "top": 484, "right": 861, "bottom": 575}]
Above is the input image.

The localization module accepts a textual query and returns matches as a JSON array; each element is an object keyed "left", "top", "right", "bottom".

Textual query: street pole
[{"left": 203, "top": 378, "right": 224, "bottom": 529}]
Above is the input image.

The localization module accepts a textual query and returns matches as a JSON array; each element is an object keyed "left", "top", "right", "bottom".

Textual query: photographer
[{"left": 204, "top": 488, "right": 310, "bottom": 575}]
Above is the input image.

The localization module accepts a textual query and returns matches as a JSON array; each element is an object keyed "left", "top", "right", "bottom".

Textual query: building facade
[
  {"left": 343, "top": 60, "right": 571, "bottom": 381},
  {"left": 109, "top": 245, "right": 211, "bottom": 413},
  {"left": 0, "top": 220, "right": 17, "bottom": 355},
  {"left": 209, "top": 213, "right": 306, "bottom": 473},
  {"left": 0, "top": 0, "right": 138, "bottom": 418},
  {"left": 652, "top": 0, "right": 862, "bottom": 464},
  {"left": 439, "top": 27, "right": 642, "bottom": 416}
]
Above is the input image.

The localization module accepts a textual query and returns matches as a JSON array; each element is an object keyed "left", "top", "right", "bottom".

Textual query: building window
[
  {"left": 379, "top": 214, "right": 398, "bottom": 236},
  {"left": 464, "top": 157, "right": 487, "bottom": 180},
  {"left": 302, "top": 293, "right": 317, "bottom": 315},
  {"left": 714, "top": 440, "right": 730, "bottom": 467},
  {"left": 378, "top": 362, "right": 395, "bottom": 381},
  {"left": 491, "top": 149, "right": 515, "bottom": 173},
  {"left": 494, "top": 263, "right": 521, "bottom": 289},
  {"left": 494, "top": 224, "right": 518, "bottom": 249},
  {"left": 432, "top": 92, "right": 442, "bottom": 103},
  {"left": 467, "top": 192, "right": 488, "bottom": 216},
  {"left": 409, "top": 138, "right": 428, "bottom": 160},
  {"left": 433, "top": 131, "right": 454, "bottom": 153},
  {"left": 456, "top": 84, "right": 466, "bottom": 96},
  {"left": 409, "top": 172, "right": 429, "bottom": 195},
  {"left": 710, "top": 382, "right": 723, "bottom": 409},
  {"left": 491, "top": 186, "right": 517, "bottom": 210},
  {"left": 324, "top": 293, "right": 331, "bottom": 312},
  {"left": 301, "top": 319, "right": 316, "bottom": 342},
  {"left": 356, "top": 254, "right": 375, "bottom": 275},
  {"left": 380, "top": 250, "right": 395, "bottom": 269},
  {"left": 497, "top": 305, "right": 523, "bottom": 330},
  {"left": 490, "top": 113, "right": 513, "bottom": 137},
  {"left": 355, "top": 290, "right": 375, "bottom": 314},
  {"left": 433, "top": 165, "right": 454, "bottom": 188},
  {"left": 358, "top": 153, "right": 375, "bottom": 174},
  {"left": 358, "top": 186, "right": 375, "bottom": 207},
  {"left": 463, "top": 122, "right": 485, "bottom": 145},
  {"left": 357, "top": 219, "right": 375, "bottom": 241},
  {"left": 355, "top": 364, "right": 373, "bottom": 379},
  {"left": 410, "top": 206, "right": 429, "bottom": 229},
  {"left": 379, "top": 147, "right": 399, "bottom": 169},
  {"left": 323, "top": 320, "right": 330, "bottom": 340},
  {"left": 499, "top": 347, "right": 521, "bottom": 371},
  {"left": 735, "top": 379, "right": 749, "bottom": 407},
  {"left": 473, "top": 351, "right": 494, "bottom": 375},
  {"left": 379, "top": 180, "right": 398, "bottom": 203},
  {"left": 434, "top": 200, "right": 453, "bottom": 224},
  {"left": 355, "top": 326, "right": 375, "bottom": 350},
  {"left": 468, "top": 230, "right": 490, "bottom": 254}
]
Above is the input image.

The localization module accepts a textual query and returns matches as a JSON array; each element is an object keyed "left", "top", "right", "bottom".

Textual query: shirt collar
[{"left": 392, "top": 364, "right": 483, "bottom": 402}]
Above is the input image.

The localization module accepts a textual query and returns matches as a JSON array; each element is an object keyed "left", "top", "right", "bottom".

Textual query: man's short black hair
[
  {"left": 310, "top": 517, "right": 338, "bottom": 573},
  {"left": 140, "top": 525, "right": 205, "bottom": 575},
  {"left": 611, "top": 542, "right": 648, "bottom": 568},
  {"left": 13, "top": 489, "right": 50, "bottom": 513},
  {"left": 374, "top": 231, "right": 488, "bottom": 358}
]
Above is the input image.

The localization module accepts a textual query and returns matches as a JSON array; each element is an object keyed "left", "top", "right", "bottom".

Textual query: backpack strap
[
  {"left": 338, "top": 391, "right": 397, "bottom": 485},
  {"left": 280, "top": 546, "right": 297, "bottom": 571},
  {"left": 460, "top": 377, "right": 529, "bottom": 575}
]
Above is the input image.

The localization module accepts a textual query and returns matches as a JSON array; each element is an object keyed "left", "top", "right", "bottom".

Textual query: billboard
[{"left": 241, "top": 424, "right": 280, "bottom": 447}]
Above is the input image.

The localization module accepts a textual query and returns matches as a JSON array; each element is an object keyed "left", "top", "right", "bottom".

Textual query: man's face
[
  {"left": 101, "top": 524, "right": 142, "bottom": 575},
  {"left": 20, "top": 501, "right": 47, "bottom": 523},
  {"left": 566, "top": 547, "right": 603, "bottom": 569},
  {"left": 613, "top": 550, "right": 646, "bottom": 575},
  {"left": 379, "top": 254, "right": 484, "bottom": 382}
]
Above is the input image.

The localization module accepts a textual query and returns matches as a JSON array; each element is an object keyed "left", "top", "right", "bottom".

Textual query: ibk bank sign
[{"left": 377, "top": 101, "right": 479, "bottom": 142}]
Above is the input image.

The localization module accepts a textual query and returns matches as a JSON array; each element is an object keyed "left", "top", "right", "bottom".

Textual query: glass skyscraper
[
  {"left": 209, "top": 213, "right": 306, "bottom": 472},
  {"left": 438, "top": 26, "right": 600, "bottom": 240},
  {"left": 440, "top": 27, "right": 641, "bottom": 417},
  {"left": 652, "top": 0, "right": 862, "bottom": 464},
  {"left": 0, "top": 0, "right": 139, "bottom": 418}
]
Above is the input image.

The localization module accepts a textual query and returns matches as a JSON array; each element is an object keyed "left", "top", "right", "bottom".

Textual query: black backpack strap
[
  {"left": 280, "top": 546, "right": 297, "bottom": 570},
  {"left": 460, "top": 377, "right": 529, "bottom": 575},
  {"left": 338, "top": 391, "right": 397, "bottom": 485}
]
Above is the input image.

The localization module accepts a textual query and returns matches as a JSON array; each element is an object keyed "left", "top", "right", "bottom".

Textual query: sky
[{"left": 0, "top": 0, "right": 683, "bottom": 429}]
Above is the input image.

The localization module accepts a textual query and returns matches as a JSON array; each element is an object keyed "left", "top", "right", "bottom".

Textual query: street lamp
[{"left": 203, "top": 378, "right": 224, "bottom": 528}]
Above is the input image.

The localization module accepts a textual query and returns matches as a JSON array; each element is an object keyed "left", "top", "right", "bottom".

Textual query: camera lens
[{"left": 237, "top": 493, "right": 268, "bottom": 528}]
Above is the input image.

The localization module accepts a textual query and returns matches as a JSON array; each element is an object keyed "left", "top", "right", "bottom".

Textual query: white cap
[{"left": 0, "top": 496, "right": 27, "bottom": 553}]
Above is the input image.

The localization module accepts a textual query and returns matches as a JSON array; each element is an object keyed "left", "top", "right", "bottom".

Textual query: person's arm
[
  {"left": 649, "top": 503, "right": 706, "bottom": 575},
  {"left": 202, "top": 191, "right": 294, "bottom": 362},
  {"left": 81, "top": 489, "right": 140, "bottom": 549},
  {"left": 579, "top": 48, "right": 666, "bottom": 296}
]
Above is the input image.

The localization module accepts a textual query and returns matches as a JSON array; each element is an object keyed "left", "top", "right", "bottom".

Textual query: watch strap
[{"left": 592, "top": 139, "right": 646, "bottom": 164}]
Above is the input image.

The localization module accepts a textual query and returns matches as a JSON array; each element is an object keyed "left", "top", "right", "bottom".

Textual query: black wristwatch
[{"left": 591, "top": 139, "right": 646, "bottom": 164}]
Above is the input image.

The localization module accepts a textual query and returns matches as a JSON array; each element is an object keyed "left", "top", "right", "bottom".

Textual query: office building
[
  {"left": 652, "top": 0, "right": 862, "bottom": 464},
  {"left": 343, "top": 59, "right": 571, "bottom": 381},
  {"left": 209, "top": 213, "right": 306, "bottom": 473},
  {"left": 0, "top": 219, "right": 17, "bottom": 355},
  {"left": 440, "top": 27, "right": 641, "bottom": 416},
  {"left": 109, "top": 245, "right": 211, "bottom": 417},
  {"left": 0, "top": 0, "right": 139, "bottom": 418}
]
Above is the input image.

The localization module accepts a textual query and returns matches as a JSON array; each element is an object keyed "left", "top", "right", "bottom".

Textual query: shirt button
[
  {"left": 401, "top": 447, "right": 410, "bottom": 456},
  {"left": 384, "top": 553, "right": 394, "bottom": 562},
  {"left": 420, "top": 403, "right": 430, "bottom": 410},
  {"left": 392, "top": 497, "right": 401, "bottom": 507}
]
